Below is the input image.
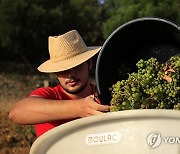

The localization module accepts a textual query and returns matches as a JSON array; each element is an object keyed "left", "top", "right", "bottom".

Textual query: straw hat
[{"left": 38, "top": 30, "right": 101, "bottom": 73}]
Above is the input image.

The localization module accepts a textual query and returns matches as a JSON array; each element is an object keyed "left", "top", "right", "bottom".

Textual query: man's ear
[{"left": 88, "top": 58, "right": 93, "bottom": 70}]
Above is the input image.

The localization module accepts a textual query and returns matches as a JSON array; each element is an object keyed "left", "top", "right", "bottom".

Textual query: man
[{"left": 9, "top": 30, "right": 110, "bottom": 137}]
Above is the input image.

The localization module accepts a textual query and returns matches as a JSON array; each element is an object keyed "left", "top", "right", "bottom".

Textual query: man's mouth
[{"left": 67, "top": 79, "right": 79, "bottom": 86}]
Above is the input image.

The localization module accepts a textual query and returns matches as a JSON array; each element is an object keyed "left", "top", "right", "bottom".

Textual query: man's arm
[{"left": 8, "top": 96, "right": 110, "bottom": 125}]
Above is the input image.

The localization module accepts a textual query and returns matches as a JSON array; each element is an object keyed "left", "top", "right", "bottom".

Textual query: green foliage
[
  {"left": 0, "top": 0, "right": 179, "bottom": 65},
  {"left": 69, "top": 0, "right": 104, "bottom": 44},
  {"left": 0, "top": 0, "right": 67, "bottom": 64},
  {"left": 0, "top": 0, "right": 103, "bottom": 65},
  {"left": 102, "top": 0, "right": 180, "bottom": 38}
]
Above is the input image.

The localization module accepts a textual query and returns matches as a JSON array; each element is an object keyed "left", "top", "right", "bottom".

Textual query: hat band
[{"left": 50, "top": 49, "right": 87, "bottom": 62}]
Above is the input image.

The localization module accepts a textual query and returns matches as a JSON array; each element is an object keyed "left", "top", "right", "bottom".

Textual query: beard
[{"left": 60, "top": 77, "right": 89, "bottom": 94}]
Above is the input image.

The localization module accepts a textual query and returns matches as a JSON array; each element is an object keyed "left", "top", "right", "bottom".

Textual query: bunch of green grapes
[{"left": 110, "top": 56, "right": 180, "bottom": 112}]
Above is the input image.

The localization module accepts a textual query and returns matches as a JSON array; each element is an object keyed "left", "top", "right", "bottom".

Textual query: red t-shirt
[{"left": 29, "top": 84, "right": 96, "bottom": 137}]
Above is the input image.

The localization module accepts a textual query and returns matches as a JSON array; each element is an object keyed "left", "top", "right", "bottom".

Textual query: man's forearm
[
  {"left": 8, "top": 97, "right": 83, "bottom": 124},
  {"left": 8, "top": 96, "right": 110, "bottom": 125}
]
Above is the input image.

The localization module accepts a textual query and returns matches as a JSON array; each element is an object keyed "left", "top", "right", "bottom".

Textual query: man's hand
[{"left": 78, "top": 95, "right": 110, "bottom": 117}]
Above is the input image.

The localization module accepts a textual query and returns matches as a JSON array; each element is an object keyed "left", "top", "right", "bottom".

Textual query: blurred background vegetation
[{"left": 0, "top": 0, "right": 179, "bottom": 74}]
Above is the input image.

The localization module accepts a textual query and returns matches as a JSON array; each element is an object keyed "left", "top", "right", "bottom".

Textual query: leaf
[{"left": 162, "top": 74, "right": 172, "bottom": 83}]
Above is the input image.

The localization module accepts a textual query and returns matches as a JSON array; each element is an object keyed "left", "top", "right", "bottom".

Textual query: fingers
[
  {"left": 82, "top": 95, "right": 110, "bottom": 117},
  {"left": 96, "top": 104, "right": 110, "bottom": 112},
  {"left": 90, "top": 101, "right": 110, "bottom": 113},
  {"left": 89, "top": 95, "right": 110, "bottom": 112},
  {"left": 89, "top": 105, "right": 110, "bottom": 116},
  {"left": 86, "top": 110, "right": 103, "bottom": 116}
]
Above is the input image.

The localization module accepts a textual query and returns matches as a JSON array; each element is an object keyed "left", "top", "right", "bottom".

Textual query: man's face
[{"left": 56, "top": 60, "right": 92, "bottom": 94}]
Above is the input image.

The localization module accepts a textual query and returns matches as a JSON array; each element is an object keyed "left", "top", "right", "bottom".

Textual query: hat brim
[{"left": 38, "top": 46, "right": 101, "bottom": 73}]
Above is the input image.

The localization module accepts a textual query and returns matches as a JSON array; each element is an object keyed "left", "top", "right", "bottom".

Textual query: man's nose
[{"left": 66, "top": 68, "right": 76, "bottom": 77}]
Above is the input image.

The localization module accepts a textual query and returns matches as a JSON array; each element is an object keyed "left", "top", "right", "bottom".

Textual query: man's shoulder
[{"left": 29, "top": 85, "right": 63, "bottom": 99}]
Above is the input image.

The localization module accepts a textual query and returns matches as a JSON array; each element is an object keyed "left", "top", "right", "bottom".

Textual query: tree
[
  {"left": 0, "top": 0, "right": 103, "bottom": 66},
  {"left": 101, "top": 0, "right": 180, "bottom": 38}
]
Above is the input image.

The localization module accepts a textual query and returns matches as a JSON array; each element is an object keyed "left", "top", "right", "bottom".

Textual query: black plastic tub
[{"left": 96, "top": 17, "right": 180, "bottom": 105}]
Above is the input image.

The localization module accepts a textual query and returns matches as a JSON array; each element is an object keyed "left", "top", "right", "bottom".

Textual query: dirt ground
[{"left": 0, "top": 71, "right": 56, "bottom": 154}]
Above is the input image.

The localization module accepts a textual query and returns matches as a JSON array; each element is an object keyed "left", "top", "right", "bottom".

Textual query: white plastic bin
[{"left": 30, "top": 109, "right": 180, "bottom": 154}]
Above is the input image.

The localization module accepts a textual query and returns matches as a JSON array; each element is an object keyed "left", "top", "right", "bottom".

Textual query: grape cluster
[{"left": 110, "top": 56, "right": 180, "bottom": 112}]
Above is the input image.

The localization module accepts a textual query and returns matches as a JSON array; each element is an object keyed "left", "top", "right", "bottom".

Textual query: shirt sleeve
[{"left": 29, "top": 87, "right": 55, "bottom": 99}]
